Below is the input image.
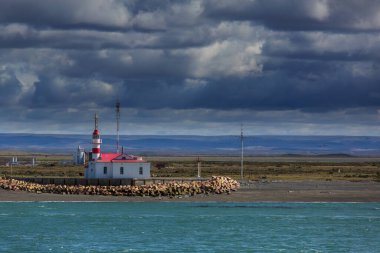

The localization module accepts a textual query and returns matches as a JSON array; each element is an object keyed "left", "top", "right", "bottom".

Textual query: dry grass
[
  {"left": 150, "top": 160, "right": 380, "bottom": 181},
  {"left": 0, "top": 154, "right": 379, "bottom": 181},
  {"left": 0, "top": 165, "right": 83, "bottom": 178}
]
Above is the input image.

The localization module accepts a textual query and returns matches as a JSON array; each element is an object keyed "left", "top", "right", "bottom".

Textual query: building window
[
  {"left": 139, "top": 167, "right": 143, "bottom": 175},
  {"left": 103, "top": 167, "right": 107, "bottom": 174},
  {"left": 120, "top": 167, "right": 124, "bottom": 175}
]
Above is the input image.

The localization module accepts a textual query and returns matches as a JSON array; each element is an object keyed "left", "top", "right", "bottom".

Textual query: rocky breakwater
[{"left": 0, "top": 176, "right": 240, "bottom": 197}]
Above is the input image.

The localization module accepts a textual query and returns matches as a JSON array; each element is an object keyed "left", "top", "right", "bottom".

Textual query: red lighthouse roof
[{"left": 93, "top": 129, "right": 100, "bottom": 135}]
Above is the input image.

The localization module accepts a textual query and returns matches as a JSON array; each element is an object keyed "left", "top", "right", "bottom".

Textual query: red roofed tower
[{"left": 92, "top": 113, "right": 102, "bottom": 160}]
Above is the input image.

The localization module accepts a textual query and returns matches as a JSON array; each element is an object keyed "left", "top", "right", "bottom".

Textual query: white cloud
[
  {"left": 0, "top": 64, "right": 38, "bottom": 105},
  {"left": 351, "top": 62, "right": 374, "bottom": 77},
  {"left": 120, "top": 53, "right": 133, "bottom": 65},
  {"left": 169, "top": 0, "right": 204, "bottom": 26},
  {"left": 133, "top": 11, "right": 167, "bottom": 30},
  {"left": 70, "top": 0, "right": 131, "bottom": 28},
  {"left": 89, "top": 80, "right": 114, "bottom": 94},
  {"left": 309, "top": 0, "right": 330, "bottom": 21},
  {"left": 15, "top": 71, "right": 38, "bottom": 96},
  {"left": 182, "top": 40, "right": 263, "bottom": 78},
  {"left": 2, "top": 23, "right": 29, "bottom": 36},
  {"left": 184, "top": 78, "right": 208, "bottom": 89}
]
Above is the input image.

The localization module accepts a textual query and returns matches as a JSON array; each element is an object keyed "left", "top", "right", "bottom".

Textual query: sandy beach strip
[{"left": 1, "top": 180, "right": 379, "bottom": 202}]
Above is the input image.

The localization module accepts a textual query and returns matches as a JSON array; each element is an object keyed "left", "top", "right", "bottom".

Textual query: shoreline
[{"left": 1, "top": 180, "right": 380, "bottom": 202}]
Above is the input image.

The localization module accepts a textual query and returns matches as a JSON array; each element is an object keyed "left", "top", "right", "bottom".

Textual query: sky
[{"left": 1, "top": 0, "right": 380, "bottom": 136}]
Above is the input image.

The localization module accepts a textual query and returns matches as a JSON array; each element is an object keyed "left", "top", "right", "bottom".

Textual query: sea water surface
[{"left": 0, "top": 202, "right": 379, "bottom": 252}]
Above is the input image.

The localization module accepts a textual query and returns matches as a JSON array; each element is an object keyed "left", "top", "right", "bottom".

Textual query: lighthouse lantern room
[{"left": 85, "top": 113, "right": 151, "bottom": 179}]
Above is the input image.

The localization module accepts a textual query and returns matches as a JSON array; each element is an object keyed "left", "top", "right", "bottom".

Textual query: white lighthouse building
[{"left": 85, "top": 114, "right": 151, "bottom": 179}]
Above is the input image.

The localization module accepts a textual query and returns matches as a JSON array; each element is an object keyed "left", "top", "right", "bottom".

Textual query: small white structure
[
  {"left": 84, "top": 114, "right": 150, "bottom": 179},
  {"left": 73, "top": 145, "right": 86, "bottom": 165},
  {"left": 11, "top": 157, "right": 18, "bottom": 165}
]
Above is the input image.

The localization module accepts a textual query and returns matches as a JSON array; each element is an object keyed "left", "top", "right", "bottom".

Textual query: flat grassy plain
[
  {"left": 147, "top": 156, "right": 380, "bottom": 181},
  {"left": 1, "top": 154, "right": 380, "bottom": 181}
]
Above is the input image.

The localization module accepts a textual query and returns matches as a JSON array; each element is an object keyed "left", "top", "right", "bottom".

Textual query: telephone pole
[
  {"left": 240, "top": 124, "right": 244, "bottom": 181},
  {"left": 197, "top": 156, "right": 201, "bottom": 178}
]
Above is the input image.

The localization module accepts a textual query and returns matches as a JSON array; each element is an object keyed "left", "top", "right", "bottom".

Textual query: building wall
[
  {"left": 112, "top": 163, "right": 150, "bottom": 179},
  {"left": 85, "top": 161, "right": 151, "bottom": 179},
  {"left": 94, "top": 162, "right": 113, "bottom": 179},
  {"left": 86, "top": 161, "right": 97, "bottom": 178}
]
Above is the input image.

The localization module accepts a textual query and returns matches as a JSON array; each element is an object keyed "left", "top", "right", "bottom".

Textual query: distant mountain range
[{"left": 1, "top": 133, "right": 380, "bottom": 156}]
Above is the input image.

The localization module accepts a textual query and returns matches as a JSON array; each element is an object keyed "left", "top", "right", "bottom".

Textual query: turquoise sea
[{"left": 0, "top": 202, "right": 379, "bottom": 252}]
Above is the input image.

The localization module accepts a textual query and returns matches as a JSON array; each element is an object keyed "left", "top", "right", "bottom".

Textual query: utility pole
[
  {"left": 197, "top": 156, "right": 201, "bottom": 178},
  {"left": 240, "top": 124, "right": 244, "bottom": 181},
  {"left": 10, "top": 157, "right": 13, "bottom": 178}
]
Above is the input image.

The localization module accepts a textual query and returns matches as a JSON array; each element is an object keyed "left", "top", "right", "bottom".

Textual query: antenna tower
[
  {"left": 116, "top": 100, "right": 120, "bottom": 153},
  {"left": 95, "top": 113, "right": 99, "bottom": 130},
  {"left": 240, "top": 124, "right": 244, "bottom": 181}
]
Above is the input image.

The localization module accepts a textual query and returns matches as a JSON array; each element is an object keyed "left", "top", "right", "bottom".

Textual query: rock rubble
[{"left": 0, "top": 176, "right": 240, "bottom": 197}]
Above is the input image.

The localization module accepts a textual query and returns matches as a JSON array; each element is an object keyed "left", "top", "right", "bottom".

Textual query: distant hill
[
  {"left": 316, "top": 153, "right": 354, "bottom": 158},
  {"left": 0, "top": 133, "right": 379, "bottom": 156}
]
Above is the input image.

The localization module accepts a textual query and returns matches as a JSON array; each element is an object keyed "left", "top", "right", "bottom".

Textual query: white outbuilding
[{"left": 85, "top": 153, "right": 150, "bottom": 179}]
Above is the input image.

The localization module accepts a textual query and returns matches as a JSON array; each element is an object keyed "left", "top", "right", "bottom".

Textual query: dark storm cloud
[
  {"left": 0, "top": 0, "right": 131, "bottom": 30},
  {"left": 204, "top": 0, "right": 380, "bottom": 32},
  {"left": 1, "top": 0, "right": 380, "bottom": 135},
  {"left": 62, "top": 49, "right": 191, "bottom": 79},
  {"left": 261, "top": 31, "right": 380, "bottom": 63}
]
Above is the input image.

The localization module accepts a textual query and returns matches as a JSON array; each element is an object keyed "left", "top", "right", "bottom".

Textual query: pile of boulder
[{"left": 0, "top": 176, "right": 239, "bottom": 197}]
